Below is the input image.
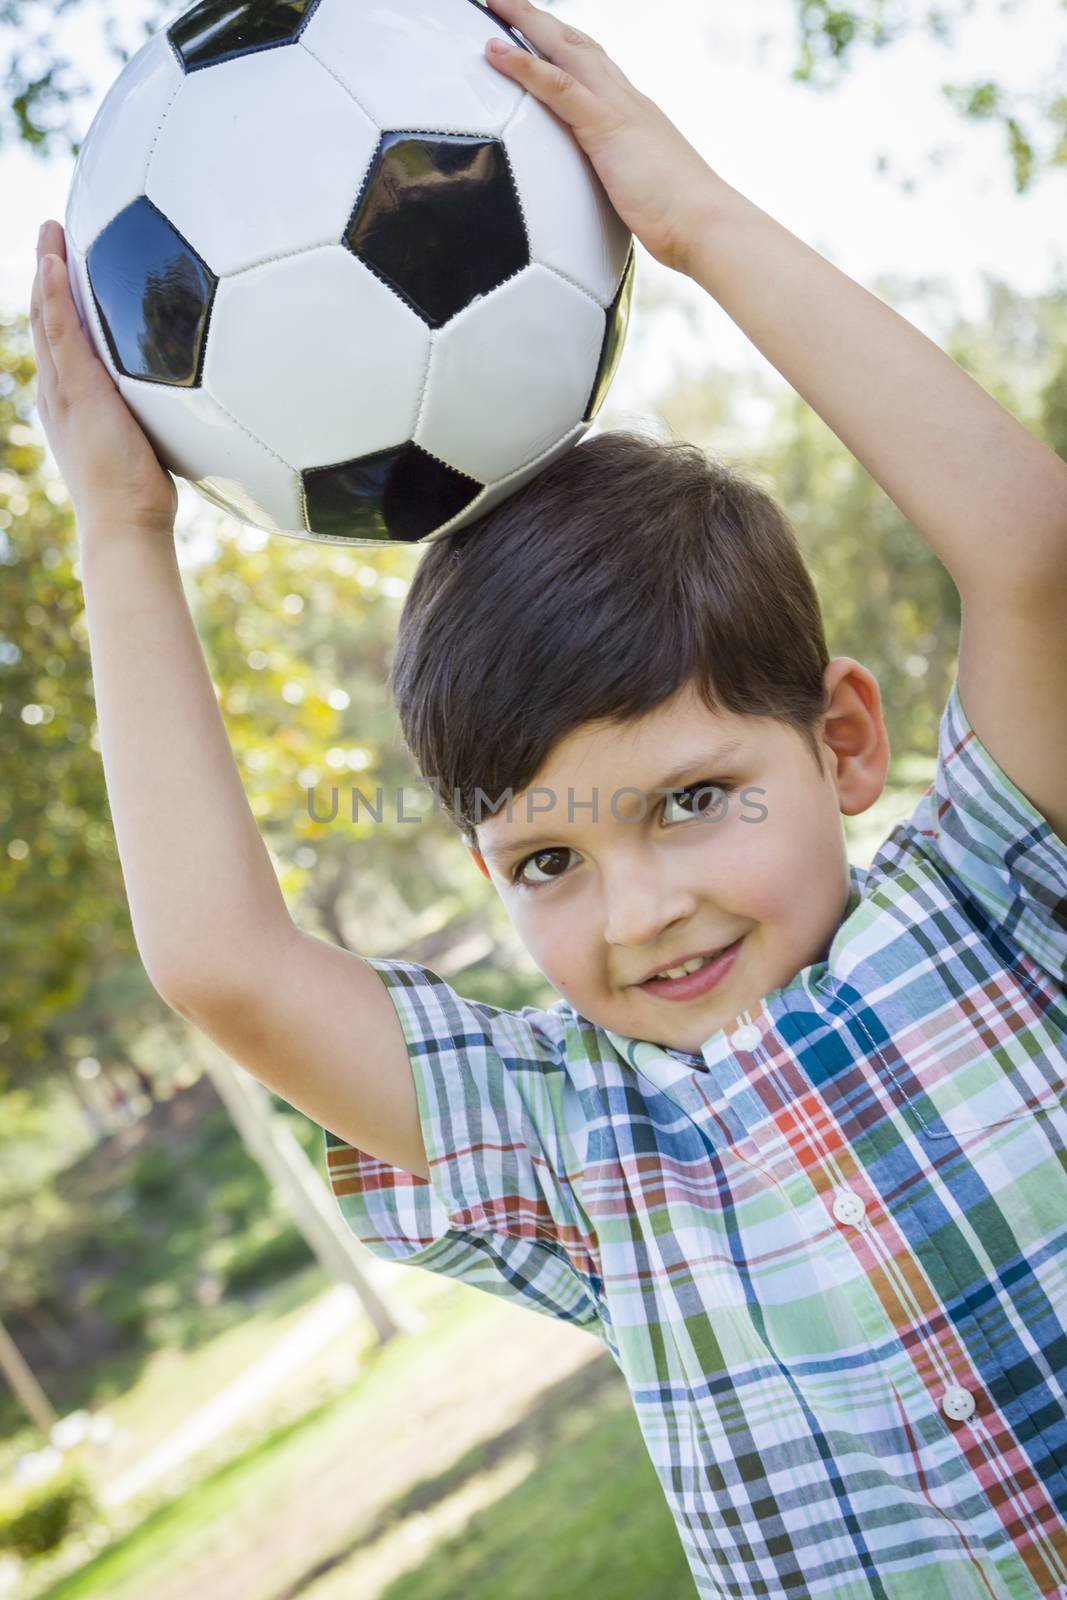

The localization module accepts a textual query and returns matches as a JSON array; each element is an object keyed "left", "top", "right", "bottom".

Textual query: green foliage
[
  {"left": 182, "top": 515, "right": 483, "bottom": 966},
  {"left": 124, "top": 1146, "right": 180, "bottom": 1206},
  {"left": 0, "top": 1466, "right": 97, "bottom": 1560},
  {"left": 792, "top": 0, "right": 963, "bottom": 71},
  {"left": 217, "top": 1224, "right": 311, "bottom": 1296},
  {"left": 0, "top": 0, "right": 530, "bottom": 157},
  {"left": 0, "top": 2, "right": 163, "bottom": 156},
  {"left": 0, "top": 312, "right": 143, "bottom": 1082},
  {"left": 0, "top": 1083, "right": 302, "bottom": 1435},
  {"left": 942, "top": 81, "right": 1043, "bottom": 193},
  {"left": 0, "top": 1090, "right": 87, "bottom": 1326},
  {"left": 792, "top": 0, "right": 1065, "bottom": 194},
  {"left": 0, "top": 1167, "right": 74, "bottom": 1323},
  {"left": 1040, "top": 350, "right": 1067, "bottom": 462}
]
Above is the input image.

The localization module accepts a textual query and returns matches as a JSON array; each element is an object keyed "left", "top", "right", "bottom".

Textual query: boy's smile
[{"left": 471, "top": 659, "right": 889, "bottom": 1055}]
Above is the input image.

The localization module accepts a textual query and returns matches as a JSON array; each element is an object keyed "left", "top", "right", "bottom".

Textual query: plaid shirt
[{"left": 324, "top": 677, "right": 1067, "bottom": 1600}]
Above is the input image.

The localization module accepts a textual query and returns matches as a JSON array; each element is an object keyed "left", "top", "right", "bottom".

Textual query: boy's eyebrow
[{"left": 480, "top": 740, "right": 747, "bottom": 862}]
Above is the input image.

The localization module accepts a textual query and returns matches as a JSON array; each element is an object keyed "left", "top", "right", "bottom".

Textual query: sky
[{"left": 3, "top": 0, "right": 1065, "bottom": 435}]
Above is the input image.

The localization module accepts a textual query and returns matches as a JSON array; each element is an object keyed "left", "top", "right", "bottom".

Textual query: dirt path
[
  {"left": 101, "top": 1284, "right": 365, "bottom": 1509},
  {"left": 117, "top": 1288, "right": 616, "bottom": 1600}
]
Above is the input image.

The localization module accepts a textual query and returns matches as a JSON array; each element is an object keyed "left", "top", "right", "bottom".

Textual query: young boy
[{"left": 30, "top": 0, "right": 1067, "bottom": 1593}]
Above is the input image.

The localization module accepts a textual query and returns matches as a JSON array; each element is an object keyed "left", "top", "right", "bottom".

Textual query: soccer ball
[{"left": 63, "top": 0, "right": 635, "bottom": 546}]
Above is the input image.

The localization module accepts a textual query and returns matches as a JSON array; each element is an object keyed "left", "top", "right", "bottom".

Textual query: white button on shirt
[
  {"left": 832, "top": 1190, "right": 867, "bottom": 1228},
  {"left": 730, "top": 1024, "right": 762, "bottom": 1051},
  {"left": 941, "top": 1386, "right": 977, "bottom": 1423}
]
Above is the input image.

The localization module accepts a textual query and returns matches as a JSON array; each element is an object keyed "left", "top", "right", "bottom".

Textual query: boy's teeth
[{"left": 655, "top": 953, "right": 715, "bottom": 981}]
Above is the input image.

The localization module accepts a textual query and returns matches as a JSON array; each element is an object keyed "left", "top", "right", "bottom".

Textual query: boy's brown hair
[{"left": 389, "top": 429, "right": 832, "bottom": 846}]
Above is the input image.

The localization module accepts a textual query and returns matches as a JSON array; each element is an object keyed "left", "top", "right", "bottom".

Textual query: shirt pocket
[{"left": 852, "top": 959, "right": 1067, "bottom": 1140}]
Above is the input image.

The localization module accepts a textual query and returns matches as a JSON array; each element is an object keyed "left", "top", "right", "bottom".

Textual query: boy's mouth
[{"left": 634, "top": 937, "right": 745, "bottom": 1001}]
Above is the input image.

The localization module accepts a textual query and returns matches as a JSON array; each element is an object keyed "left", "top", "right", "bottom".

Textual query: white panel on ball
[
  {"left": 146, "top": 47, "right": 380, "bottom": 279},
  {"left": 417, "top": 265, "right": 605, "bottom": 485},
  {"left": 301, "top": 0, "right": 523, "bottom": 134},
  {"left": 503, "top": 95, "right": 632, "bottom": 309},
  {"left": 114, "top": 379, "right": 305, "bottom": 534},
  {"left": 204, "top": 246, "right": 431, "bottom": 468},
  {"left": 65, "top": 34, "right": 183, "bottom": 256},
  {"left": 193, "top": 472, "right": 303, "bottom": 534}
]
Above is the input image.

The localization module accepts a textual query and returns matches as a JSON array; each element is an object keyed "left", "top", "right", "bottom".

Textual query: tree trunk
[
  {"left": 0, "top": 1319, "right": 57, "bottom": 1438},
  {"left": 199, "top": 1054, "right": 421, "bottom": 1344}
]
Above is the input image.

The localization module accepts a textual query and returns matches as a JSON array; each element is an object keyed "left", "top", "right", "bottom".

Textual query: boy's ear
[
  {"left": 466, "top": 842, "right": 492, "bottom": 881},
  {"left": 819, "top": 658, "right": 891, "bottom": 817}
]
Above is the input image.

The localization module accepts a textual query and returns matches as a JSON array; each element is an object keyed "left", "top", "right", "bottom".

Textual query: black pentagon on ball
[
  {"left": 86, "top": 196, "right": 216, "bottom": 386},
  {"left": 584, "top": 247, "right": 637, "bottom": 423},
  {"left": 345, "top": 133, "right": 529, "bottom": 329},
  {"left": 167, "top": 0, "right": 322, "bottom": 72},
  {"left": 303, "top": 443, "right": 483, "bottom": 543}
]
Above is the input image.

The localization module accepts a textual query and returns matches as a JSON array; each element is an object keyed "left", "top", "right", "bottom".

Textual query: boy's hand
[
  {"left": 30, "top": 220, "right": 179, "bottom": 540},
  {"left": 484, "top": 0, "right": 717, "bottom": 276}
]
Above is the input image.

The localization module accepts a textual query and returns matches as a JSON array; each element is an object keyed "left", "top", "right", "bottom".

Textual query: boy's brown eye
[
  {"left": 514, "top": 848, "right": 572, "bottom": 886},
  {"left": 666, "top": 780, "right": 734, "bottom": 821},
  {"left": 691, "top": 787, "right": 724, "bottom": 815}
]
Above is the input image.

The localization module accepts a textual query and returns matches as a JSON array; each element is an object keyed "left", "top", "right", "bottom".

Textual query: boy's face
[{"left": 469, "top": 659, "right": 889, "bottom": 1054}]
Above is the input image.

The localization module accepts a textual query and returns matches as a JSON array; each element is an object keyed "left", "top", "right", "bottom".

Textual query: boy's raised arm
[
  {"left": 75, "top": 525, "right": 295, "bottom": 1005},
  {"left": 30, "top": 222, "right": 294, "bottom": 1003},
  {"left": 676, "top": 176, "right": 1067, "bottom": 845},
  {"left": 485, "top": 0, "right": 1067, "bottom": 844},
  {"left": 30, "top": 221, "right": 429, "bottom": 1177}
]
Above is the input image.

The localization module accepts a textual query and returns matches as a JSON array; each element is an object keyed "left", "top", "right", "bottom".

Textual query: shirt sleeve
[
  {"left": 321, "top": 957, "right": 605, "bottom": 1339},
  {"left": 908, "top": 676, "right": 1067, "bottom": 986}
]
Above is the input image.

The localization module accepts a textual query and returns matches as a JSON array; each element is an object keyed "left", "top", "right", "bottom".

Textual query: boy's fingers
[
  {"left": 486, "top": 0, "right": 599, "bottom": 65},
  {"left": 485, "top": 0, "right": 619, "bottom": 90},
  {"left": 31, "top": 222, "right": 61, "bottom": 395},
  {"left": 30, "top": 266, "right": 57, "bottom": 398},
  {"left": 40, "top": 257, "right": 72, "bottom": 347},
  {"left": 485, "top": 35, "right": 607, "bottom": 134},
  {"left": 39, "top": 253, "right": 99, "bottom": 404}
]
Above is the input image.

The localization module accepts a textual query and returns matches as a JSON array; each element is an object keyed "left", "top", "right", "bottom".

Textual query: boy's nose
[{"left": 601, "top": 861, "right": 699, "bottom": 952}]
